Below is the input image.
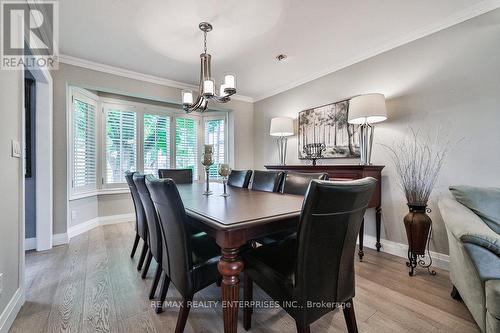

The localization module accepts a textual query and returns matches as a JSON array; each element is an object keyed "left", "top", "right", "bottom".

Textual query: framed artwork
[{"left": 298, "top": 99, "right": 360, "bottom": 159}]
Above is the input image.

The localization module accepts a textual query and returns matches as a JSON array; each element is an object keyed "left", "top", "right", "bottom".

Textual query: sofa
[{"left": 439, "top": 186, "right": 500, "bottom": 333}]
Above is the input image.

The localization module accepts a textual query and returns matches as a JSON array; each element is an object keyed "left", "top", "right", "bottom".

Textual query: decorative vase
[
  {"left": 201, "top": 145, "right": 214, "bottom": 196},
  {"left": 404, "top": 204, "right": 436, "bottom": 276}
]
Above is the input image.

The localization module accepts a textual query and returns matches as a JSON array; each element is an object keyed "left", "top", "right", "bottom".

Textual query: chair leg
[
  {"left": 342, "top": 299, "right": 358, "bottom": 333},
  {"left": 451, "top": 285, "right": 462, "bottom": 301},
  {"left": 243, "top": 273, "right": 253, "bottom": 331},
  {"left": 130, "top": 234, "right": 140, "bottom": 258},
  {"left": 295, "top": 322, "right": 311, "bottom": 333},
  {"left": 156, "top": 274, "right": 170, "bottom": 314},
  {"left": 137, "top": 242, "right": 148, "bottom": 271},
  {"left": 149, "top": 264, "right": 162, "bottom": 300},
  {"left": 141, "top": 252, "right": 153, "bottom": 279},
  {"left": 175, "top": 296, "right": 193, "bottom": 333}
]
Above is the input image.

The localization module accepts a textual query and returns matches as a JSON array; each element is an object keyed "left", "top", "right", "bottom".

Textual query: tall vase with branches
[{"left": 382, "top": 128, "right": 449, "bottom": 276}]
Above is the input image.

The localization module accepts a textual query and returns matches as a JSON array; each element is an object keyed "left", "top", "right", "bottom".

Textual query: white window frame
[
  {"left": 202, "top": 113, "right": 229, "bottom": 181},
  {"left": 68, "top": 87, "right": 99, "bottom": 199},
  {"left": 68, "top": 88, "right": 231, "bottom": 197}
]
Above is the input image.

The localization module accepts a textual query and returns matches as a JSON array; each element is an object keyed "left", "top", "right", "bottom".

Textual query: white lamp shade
[
  {"left": 348, "top": 93, "right": 388, "bottom": 124},
  {"left": 270, "top": 117, "right": 294, "bottom": 136}
]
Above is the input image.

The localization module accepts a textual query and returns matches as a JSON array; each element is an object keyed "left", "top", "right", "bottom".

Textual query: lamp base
[
  {"left": 359, "top": 123, "right": 374, "bottom": 165},
  {"left": 277, "top": 136, "right": 288, "bottom": 165}
]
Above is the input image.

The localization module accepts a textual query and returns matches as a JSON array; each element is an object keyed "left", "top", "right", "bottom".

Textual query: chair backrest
[
  {"left": 133, "top": 174, "right": 162, "bottom": 264},
  {"left": 294, "top": 178, "right": 376, "bottom": 320},
  {"left": 227, "top": 170, "right": 253, "bottom": 188},
  {"left": 125, "top": 171, "right": 148, "bottom": 240},
  {"left": 146, "top": 177, "right": 193, "bottom": 297},
  {"left": 251, "top": 170, "right": 284, "bottom": 192},
  {"left": 158, "top": 168, "right": 193, "bottom": 184},
  {"left": 281, "top": 172, "right": 329, "bottom": 195}
]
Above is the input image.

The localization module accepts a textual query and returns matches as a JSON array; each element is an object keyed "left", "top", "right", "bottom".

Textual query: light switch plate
[{"left": 11, "top": 140, "right": 21, "bottom": 158}]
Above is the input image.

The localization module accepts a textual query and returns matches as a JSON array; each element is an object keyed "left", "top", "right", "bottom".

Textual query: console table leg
[
  {"left": 358, "top": 218, "right": 364, "bottom": 261},
  {"left": 376, "top": 207, "right": 382, "bottom": 252}
]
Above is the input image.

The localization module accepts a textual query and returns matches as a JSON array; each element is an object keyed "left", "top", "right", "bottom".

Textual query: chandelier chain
[{"left": 203, "top": 30, "right": 207, "bottom": 54}]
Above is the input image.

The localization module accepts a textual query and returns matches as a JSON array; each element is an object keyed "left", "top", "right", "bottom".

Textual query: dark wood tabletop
[{"left": 176, "top": 182, "right": 304, "bottom": 229}]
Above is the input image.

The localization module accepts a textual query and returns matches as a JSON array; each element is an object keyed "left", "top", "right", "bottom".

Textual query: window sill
[{"left": 70, "top": 188, "right": 130, "bottom": 201}]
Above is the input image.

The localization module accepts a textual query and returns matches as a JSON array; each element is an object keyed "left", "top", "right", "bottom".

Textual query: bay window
[{"left": 68, "top": 87, "right": 230, "bottom": 197}]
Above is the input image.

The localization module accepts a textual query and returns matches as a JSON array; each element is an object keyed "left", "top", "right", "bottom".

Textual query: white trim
[
  {"left": 58, "top": 54, "right": 254, "bottom": 103},
  {"left": 52, "top": 233, "right": 69, "bottom": 246},
  {"left": 67, "top": 214, "right": 135, "bottom": 239},
  {"left": 0, "top": 288, "right": 25, "bottom": 333},
  {"left": 361, "top": 235, "right": 450, "bottom": 270},
  {"left": 253, "top": 1, "right": 500, "bottom": 101},
  {"left": 25, "top": 238, "right": 36, "bottom": 251}
]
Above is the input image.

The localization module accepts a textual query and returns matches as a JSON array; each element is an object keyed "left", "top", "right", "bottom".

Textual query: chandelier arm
[{"left": 183, "top": 95, "right": 204, "bottom": 113}]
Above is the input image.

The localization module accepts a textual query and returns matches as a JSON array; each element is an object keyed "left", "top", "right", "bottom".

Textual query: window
[
  {"left": 69, "top": 87, "right": 231, "bottom": 196},
  {"left": 204, "top": 118, "right": 225, "bottom": 179},
  {"left": 144, "top": 114, "right": 171, "bottom": 175},
  {"left": 71, "top": 91, "right": 97, "bottom": 193},
  {"left": 105, "top": 106, "right": 137, "bottom": 184},
  {"left": 175, "top": 117, "right": 198, "bottom": 179}
]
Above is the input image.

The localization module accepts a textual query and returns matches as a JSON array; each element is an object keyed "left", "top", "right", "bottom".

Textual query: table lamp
[
  {"left": 348, "top": 93, "right": 387, "bottom": 165},
  {"left": 270, "top": 117, "right": 294, "bottom": 165}
]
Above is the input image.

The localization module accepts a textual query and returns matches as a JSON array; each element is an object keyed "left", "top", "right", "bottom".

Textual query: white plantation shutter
[
  {"left": 72, "top": 95, "right": 97, "bottom": 192},
  {"left": 144, "top": 114, "right": 171, "bottom": 175},
  {"left": 175, "top": 117, "right": 198, "bottom": 179},
  {"left": 105, "top": 106, "right": 137, "bottom": 184},
  {"left": 204, "top": 118, "right": 225, "bottom": 179}
]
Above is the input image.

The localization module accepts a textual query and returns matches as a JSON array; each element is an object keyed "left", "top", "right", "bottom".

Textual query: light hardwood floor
[{"left": 11, "top": 223, "right": 479, "bottom": 333}]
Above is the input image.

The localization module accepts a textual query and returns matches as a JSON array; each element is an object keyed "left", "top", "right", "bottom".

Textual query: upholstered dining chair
[
  {"left": 125, "top": 171, "right": 149, "bottom": 271},
  {"left": 133, "top": 174, "right": 164, "bottom": 299},
  {"left": 281, "top": 171, "right": 329, "bottom": 195},
  {"left": 227, "top": 169, "right": 253, "bottom": 188},
  {"left": 243, "top": 178, "right": 377, "bottom": 333},
  {"left": 146, "top": 177, "right": 221, "bottom": 329},
  {"left": 251, "top": 170, "right": 285, "bottom": 192},
  {"left": 158, "top": 168, "right": 193, "bottom": 184}
]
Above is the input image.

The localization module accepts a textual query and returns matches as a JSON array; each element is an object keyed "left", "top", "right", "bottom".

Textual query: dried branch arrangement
[{"left": 381, "top": 128, "right": 449, "bottom": 206}]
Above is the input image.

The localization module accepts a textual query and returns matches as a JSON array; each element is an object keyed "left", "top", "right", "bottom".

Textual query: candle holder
[
  {"left": 218, "top": 164, "right": 231, "bottom": 197},
  {"left": 201, "top": 144, "right": 214, "bottom": 196}
]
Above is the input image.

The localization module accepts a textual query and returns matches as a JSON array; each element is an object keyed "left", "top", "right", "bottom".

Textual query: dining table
[{"left": 176, "top": 182, "right": 304, "bottom": 333}]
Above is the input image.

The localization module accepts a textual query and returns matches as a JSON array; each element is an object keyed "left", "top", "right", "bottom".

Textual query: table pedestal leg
[
  {"left": 218, "top": 247, "right": 244, "bottom": 333},
  {"left": 376, "top": 207, "right": 382, "bottom": 251}
]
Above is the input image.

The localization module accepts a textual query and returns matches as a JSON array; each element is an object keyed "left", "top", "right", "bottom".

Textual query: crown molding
[
  {"left": 254, "top": 1, "right": 500, "bottom": 102},
  {"left": 57, "top": 54, "right": 254, "bottom": 103}
]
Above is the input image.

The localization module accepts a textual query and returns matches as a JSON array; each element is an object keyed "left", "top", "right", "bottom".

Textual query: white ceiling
[{"left": 58, "top": 0, "right": 499, "bottom": 101}]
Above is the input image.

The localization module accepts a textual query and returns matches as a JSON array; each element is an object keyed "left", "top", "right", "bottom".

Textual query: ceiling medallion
[{"left": 181, "top": 22, "right": 236, "bottom": 113}]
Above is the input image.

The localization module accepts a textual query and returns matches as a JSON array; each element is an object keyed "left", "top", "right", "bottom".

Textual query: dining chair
[
  {"left": 133, "top": 174, "right": 164, "bottom": 299},
  {"left": 158, "top": 168, "right": 193, "bottom": 184},
  {"left": 146, "top": 177, "right": 222, "bottom": 329},
  {"left": 281, "top": 171, "right": 329, "bottom": 195},
  {"left": 250, "top": 170, "right": 285, "bottom": 192},
  {"left": 227, "top": 169, "right": 253, "bottom": 188},
  {"left": 125, "top": 171, "right": 149, "bottom": 271},
  {"left": 243, "top": 178, "right": 377, "bottom": 333}
]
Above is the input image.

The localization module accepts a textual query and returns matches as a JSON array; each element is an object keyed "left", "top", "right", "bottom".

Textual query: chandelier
[{"left": 181, "top": 22, "right": 237, "bottom": 113}]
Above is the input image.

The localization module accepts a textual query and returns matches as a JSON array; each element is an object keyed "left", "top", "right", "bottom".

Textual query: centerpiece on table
[
  {"left": 382, "top": 128, "right": 449, "bottom": 276},
  {"left": 201, "top": 144, "right": 214, "bottom": 195},
  {"left": 218, "top": 163, "right": 232, "bottom": 197}
]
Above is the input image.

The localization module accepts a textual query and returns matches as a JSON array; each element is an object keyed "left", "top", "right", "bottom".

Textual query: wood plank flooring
[{"left": 11, "top": 223, "right": 479, "bottom": 333}]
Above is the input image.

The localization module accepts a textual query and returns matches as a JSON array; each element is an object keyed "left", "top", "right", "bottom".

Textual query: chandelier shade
[{"left": 182, "top": 22, "right": 237, "bottom": 113}]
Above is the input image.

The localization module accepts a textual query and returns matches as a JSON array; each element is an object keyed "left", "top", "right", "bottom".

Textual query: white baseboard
[
  {"left": 53, "top": 233, "right": 69, "bottom": 246},
  {"left": 24, "top": 238, "right": 36, "bottom": 251},
  {"left": 0, "top": 288, "right": 25, "bottom": 333},
  {"left": 362, "top": 235, "right": 450, "bottom": 270},
  {"left": 67, "top": 214, "right": 134, "bottom": 240}
]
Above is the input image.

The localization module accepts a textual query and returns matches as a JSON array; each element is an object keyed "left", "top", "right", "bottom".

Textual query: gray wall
[
  {"left": 253, "top": 9, "right": 500, "bottom": 255},
  {"left": 0, "top": 68, "right": 22, "bottom": 319},
  {"left": 24, "top": 71, "right": 36, "bottom": 239},
  {"left": 52, "top": 63, "right": 254, "bottom": 234}
]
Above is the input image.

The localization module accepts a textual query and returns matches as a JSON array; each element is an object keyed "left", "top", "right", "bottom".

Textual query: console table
[{"left": 265, "top": 164, "right": 384, "bottom": 260}]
